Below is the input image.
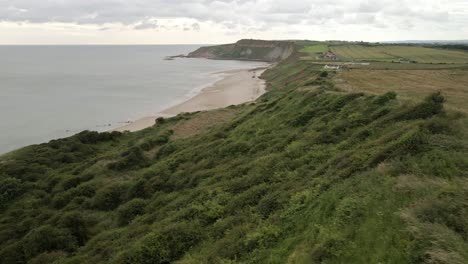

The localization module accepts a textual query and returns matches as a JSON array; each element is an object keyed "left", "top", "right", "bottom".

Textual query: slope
[{"left": 0, "top": 46, "right": 467, "bottom": 264}]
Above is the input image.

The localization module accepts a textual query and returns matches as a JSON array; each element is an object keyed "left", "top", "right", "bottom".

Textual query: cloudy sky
[{"left": 0, "top": 0, "right": 467, "bottom": 44}]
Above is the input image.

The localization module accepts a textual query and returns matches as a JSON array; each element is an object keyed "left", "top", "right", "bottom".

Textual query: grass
[
  {"left": 335, "top": 69, "right": 468, "bottom": 113},
  {"left": 300, "top": 44, "right": 328, "bottom": 54},
  {"left": 1, "top": 41, "right": 467, "bottom": 264},
  {"left": 331, "top": 45, "right": 396, "bottom": 61},
  {"left": 331, "top": 44, "right": 468, "bottom": 63}
]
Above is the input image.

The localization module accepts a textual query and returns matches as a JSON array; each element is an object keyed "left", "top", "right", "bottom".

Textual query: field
[
  {"left": 335, "top": 69, "right": 468, "bottom": 113},
  {"left": 300, "top": 44, "right": 328, "bottom": 54},
  {"left": 299, "top": 44, "right": 329, "bottom": 60},
  {"left": 331, "top": 45, "right": 395, "bottom": 61},
  {"left": 331, "top": 44, "right": 468, "bottom": 63}
]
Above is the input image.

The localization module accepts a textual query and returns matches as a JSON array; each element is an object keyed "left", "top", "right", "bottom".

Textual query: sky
[{"left": 0, "top": 0, "right": 467, "bottom": 44}]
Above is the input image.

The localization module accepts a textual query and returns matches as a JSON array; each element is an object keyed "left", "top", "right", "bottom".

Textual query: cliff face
[{"left": 187, "top": 39, "right": 296, "bottom": 62}]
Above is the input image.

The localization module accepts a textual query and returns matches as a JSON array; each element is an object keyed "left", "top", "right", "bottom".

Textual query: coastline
[{"left": 114, "top": 66, "right": 269, "bottom": 132}]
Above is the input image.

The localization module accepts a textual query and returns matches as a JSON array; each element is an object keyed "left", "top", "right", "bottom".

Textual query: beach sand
[{"left": 114, "top": 67, "right": 268, "bottom": 132}]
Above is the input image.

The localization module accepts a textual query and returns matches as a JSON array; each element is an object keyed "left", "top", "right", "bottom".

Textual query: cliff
[{"left": 187, "top": 39, "right": 296, "bottom": 62}]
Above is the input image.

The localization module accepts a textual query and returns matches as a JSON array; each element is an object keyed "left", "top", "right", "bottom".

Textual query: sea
[{"left": 0, "top": 45, "right": 266, "bottom": 154}]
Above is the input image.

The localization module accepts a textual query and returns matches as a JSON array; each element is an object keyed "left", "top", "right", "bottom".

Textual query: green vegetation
[
  {"left": 300, "top": 44, "right": 328, "bottom": 54},
  {"left": 331, "top": 44, "right": 395, "bottom": 61},
  {"left": 1, "top": 41, "right": 468, "bottom": 264},
  {"left": 331, "top": 44, "right": 468, "bottom": 63}
]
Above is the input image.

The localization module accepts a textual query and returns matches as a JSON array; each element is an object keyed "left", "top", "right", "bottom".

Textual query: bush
[
  {"left": 76, "top": 130, "right": 122, "bottom": 144},
  {"left": 0, "top": 241, "right": 25, "bottom": 264},
  {"left": 52, "top": 183, "right": 96, "bottom": 209},
  {"left": 400, "top": 92, "right": 445, "bottom": 120},
  {"left": 155, "top": 117, "right": 166, "bottom": 124},
  {"left": 61, "top": 176, "right": 82, "bottom": 190},
  {"left": 257, "top": 192, "right": 284, "bottom": 218},
  {"left": 320, "top": 71, "right": 329, "bottom": 78},
  {"left": 0, "top": 178, "right": 24, "bottom": 209},
  {"left": 92, "top": 183, "right": 127, "bottom": 211},
  {"left": 109, "top": 147, "right": 150, "bottom": 171},
  {"left": 22, "top": 225, "right": 77, "bottom": 260},
  {"left": 140, "top": 134, "right": 170, "bottom": 151},
  {"left": 373, "top": 91, "right": 397, "bottom": 105},
  {"left": 117, "top": 199, "right": 147, "bottom": 226},
  {"left": 292, "top": 110, "right": 316, "bottom": 126},
  {"left": 155, "top": 144, "right": 177, "bottom": 159},
  {"left": 28, "top": 251, "right": 67, "bottom": 264},
  {"left": 119, "top": 222, "right": 202, "bottom": 264},
  {"left": 58, "top": 212, "right": 89, "bottom": 246}
]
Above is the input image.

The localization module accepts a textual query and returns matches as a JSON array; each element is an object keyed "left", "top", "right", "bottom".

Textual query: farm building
[{"left": 322, "top": 51, "right": 339, "bottom": 60}]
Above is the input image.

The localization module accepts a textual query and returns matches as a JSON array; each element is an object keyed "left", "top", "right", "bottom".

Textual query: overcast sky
[{"left": 0, "top": 0, "right": 467, "bottom": 44}]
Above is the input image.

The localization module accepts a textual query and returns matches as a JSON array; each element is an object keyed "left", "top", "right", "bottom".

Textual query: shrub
[
  {"left": 257, "top": 192, "right": 284, "bottom": 218},
  {"left": 155, "top": 117, "right": 166, "bottom": 124},
  {"left": 92, "top": 183, "right": 127, "bottom": 210},
  {"left": 155, "top": 144, "right": 177, "bottom": 159},
  {"left": 0, "top": 178, "right": 24, "bottom": 209},
  {"left": 58, "top": 212, "right": 89, "bottom": 246},
  {"left": 127, "top": 179, "right": 150, "bottom": 199},
  {"left": 119, "top": 222, "right": 202, "bottom": 264},
  {"left": 28, "top": 251, "right": 67, "bottom": 264},
  {"left": 140, "top": 134, "right": 170, "bottom": 151},
  {"left": 109, "top": 147, "right": 150, "bottom": 171},
  {"left": 320, "top": 71, "right": 329, "bottom": 78},
  {"left": 400, "top": 92, "right": 445, "bottom": 120},
  {"left": 0, "top": 241, "right": 25, "bottom": 264},
  {"left": 291, "top": 110, "right": 316, "bottom": 127},
  {"left": 76, "top": 130, "right": 122, "bottom": 144},
  {"left": 22, "top": 225, "right": 77, "bottom": 260},
  {"left": 52, "top": 183, "right": 96, "bottom": 209},
  {"left": 373, "top": 91, "right": 397, "bottom": 105},
  {"left": 61, "top": 176, "right": 82, "bottom": 190},
  {"left": 117, "top": 198, "right": 147, "bottom": 226},
  {"left": 219, "top": 141, "right": 251, "bottom": 156}
]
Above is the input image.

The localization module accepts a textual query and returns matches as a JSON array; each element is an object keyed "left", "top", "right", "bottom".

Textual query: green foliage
[
  {"left": 117, "top": 199, "right": 147, "bottom": 226},
  {"left": 108, "top": 147, "right": 150, "bottom": 171},
  {"left": 22, "top": 225, "right": 77, "bottom": 260},
  {"left": 118, "top": 222, "right": 202, "bottom": 264},
  {"left": 28, "top": 251, "right": 67, "bottom": 264},
  {"left": 57, "top": 212, "right": 89, "bottom": 246},
  {"left": 0, "top": 48, "right": 467, "bottom": 264},
  {"left": 399, "top": 91, "right": 445, "bottom": 120},
  {"left": 76, "top": 130, "right": 122, "bottom": 144},
  {"left": 91, "top": 183, "right": 127, "bottom": 211},
  {"left": 0, "top": 178, "right": 24, "bottom": 209}
]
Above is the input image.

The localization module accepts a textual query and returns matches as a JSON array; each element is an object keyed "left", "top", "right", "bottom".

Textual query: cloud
[
  {"left": 0, "top": 0, "right": 466, "bottom": 40},
  {"left": 134, "top": 20, "right": 159, "bottom": 30}
]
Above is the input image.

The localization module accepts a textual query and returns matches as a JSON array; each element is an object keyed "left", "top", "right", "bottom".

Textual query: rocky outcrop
[{"left": 187, "top": 39, "right": 296, "bottom": 62}]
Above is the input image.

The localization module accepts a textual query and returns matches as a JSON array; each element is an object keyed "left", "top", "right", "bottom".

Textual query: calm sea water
[{"left": 0, "top": 45, "right": 266, "bottom": 154}]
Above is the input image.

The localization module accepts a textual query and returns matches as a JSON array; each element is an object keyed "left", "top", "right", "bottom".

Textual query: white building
[{"left": 324, "top": 65, "right": 340, "bottom": 70}]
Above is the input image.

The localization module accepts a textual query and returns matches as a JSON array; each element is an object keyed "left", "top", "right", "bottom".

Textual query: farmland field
[
  {"left": 331, "top": 44, "right": 468, "bottom": 63},
  {"left": 330, "top": 45, "right": 396, "bottom": 61},
  {"left": 299, "top": 44, "right": 329, "bottom": 60},
  {"left": 300, "top": 44, "right": 328, "bottom": 54},
  {"left": 335, "top": 69, "right": 468, "bottom": 112}
]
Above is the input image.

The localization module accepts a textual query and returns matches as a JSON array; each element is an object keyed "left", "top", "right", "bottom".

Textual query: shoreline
[{"left": 114, "top": 66, "right": 269, "bottom": 132}]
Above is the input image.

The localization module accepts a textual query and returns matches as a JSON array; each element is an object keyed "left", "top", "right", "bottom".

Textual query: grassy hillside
[{"left": 1, "top": 43, "right": 468, "bottom": 264}]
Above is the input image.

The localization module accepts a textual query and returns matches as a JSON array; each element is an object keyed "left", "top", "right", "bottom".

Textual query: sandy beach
[{"left": 115, "top": 67, "right": 268, "bottom": 132}]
